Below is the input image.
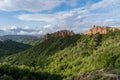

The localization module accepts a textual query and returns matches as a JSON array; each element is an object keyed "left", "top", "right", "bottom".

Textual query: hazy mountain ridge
[
  {"left": 0, "top": 35, "right": 38, "bottom": 41},
  {"left": 0, "top": 35, "right": 41, "bottom": 45}
]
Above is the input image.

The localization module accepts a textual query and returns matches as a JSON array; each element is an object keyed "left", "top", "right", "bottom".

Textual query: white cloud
[
  {"left": 1, "top": 25, "right": 18, "bottom": 31},
  {"left": 18, "top": 14, "right": 55, "bottom": 22},
  {"left": 23, "top": 26, "right": 30, "bottom": 29},
  {"left": 17, "top": 0, "right": 120, "bottom": 33},
  {"left": 17, "top": 30, "right": 43, "bottom": 35},
  {"left": 90, "top": 0, "right": 120, "bottom": 10},
  {"left": 18, "top": 8, "right": 89, "bottom": 32},
  {"left": 10, "top": 26, "right": 18, "bottom": 30},
  {"left": 1, "top": 0, "right": 120, "bottom": 35},
  {"left": 0, "top": 0, "right": 78, "bottom": 12},
  {"left": 43, "top": 24, "right": 53, "bottom": 29},
  {"left": 0, "top": 26, "right": 44, "bottom": 35},
  {"left": 65, "top": 0, "right": 78, "bottom": 7},
  {"left": 18, "top": 10, "right": 80, "bottom": 23}
]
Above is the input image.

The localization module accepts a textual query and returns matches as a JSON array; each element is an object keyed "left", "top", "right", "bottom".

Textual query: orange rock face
[
  {"left": 85, "top": 25, "right": 120, "bottom": 35},
  {"left": 41, "top": 30, "right": 75, "bottom": 42}
]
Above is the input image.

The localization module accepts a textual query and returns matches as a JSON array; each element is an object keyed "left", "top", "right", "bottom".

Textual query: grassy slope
[{"left": 1, "top": 30, "right": 120, "bottom": 80}]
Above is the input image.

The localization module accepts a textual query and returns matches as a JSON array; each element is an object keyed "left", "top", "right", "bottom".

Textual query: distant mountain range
[
  {"left": 0, "top": 35, "right": 42, "bottom": 45},
  {"left": 0, "top": 35, "right": 37, "bottom": 41}
]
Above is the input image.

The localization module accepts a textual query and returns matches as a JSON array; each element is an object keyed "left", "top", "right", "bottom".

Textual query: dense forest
[
  {"left": 0, "top": 40, "right": 31, "bottom": 57},
  {"left": 0, "top": 30, "right": 120, "bottom": 80}
]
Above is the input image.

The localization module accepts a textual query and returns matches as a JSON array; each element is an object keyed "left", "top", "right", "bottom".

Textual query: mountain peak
[
  {"left": 41, "top": 30, "right": 75, "bottom": 42},
  {"left": 85, "top": 25, "right": 120, "bottom": 35}
]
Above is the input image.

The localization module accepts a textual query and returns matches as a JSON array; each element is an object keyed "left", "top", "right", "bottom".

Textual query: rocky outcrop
[
  {"left": 41, "top": 30, "right": 75, "bottom": 42},
  {"left": 85, "top": 25, "right": 120, "bottom": 35}
]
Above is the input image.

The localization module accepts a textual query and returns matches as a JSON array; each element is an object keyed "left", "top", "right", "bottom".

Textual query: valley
[{"left": 0, "top": 26, "right": 120, "bottom": 80}]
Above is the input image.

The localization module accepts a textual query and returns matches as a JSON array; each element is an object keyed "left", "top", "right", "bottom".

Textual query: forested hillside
[
  {"left": 0, "top": 29, "right": 120, "bottom": 80},
  {"left": 0, "top": 39, "right": 31, "bottom": 57},
  {"left": 20, "top": 38, "right": 39, "bottom": 46},
  {"left": 0, "top": 35, "right": 38, "bottom": 42}
]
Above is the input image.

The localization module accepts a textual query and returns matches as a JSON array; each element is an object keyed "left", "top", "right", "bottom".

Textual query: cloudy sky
[{"left": 0, "top": 0, "right": 120, "bottom": 35}]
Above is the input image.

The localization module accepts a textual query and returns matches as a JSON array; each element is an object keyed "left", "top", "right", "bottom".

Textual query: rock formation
[
  {"left": 85, "top": 25, "right": 120, "bottom": 35},
  {"left": 41, "top": 30, "right": 75, "bottom": 42}
]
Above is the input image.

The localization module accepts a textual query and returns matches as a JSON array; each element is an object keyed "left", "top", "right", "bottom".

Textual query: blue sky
[{"left": 0, "top": 0, "right": 120, "bottom": 35}]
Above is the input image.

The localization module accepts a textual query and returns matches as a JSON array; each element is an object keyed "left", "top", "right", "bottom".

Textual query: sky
[{"left": 0, "top": 0, "right": 120, "bottom": 35}]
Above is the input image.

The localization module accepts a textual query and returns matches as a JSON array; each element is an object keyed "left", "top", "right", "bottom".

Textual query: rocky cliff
[
  {"left": 41, "top": 30, "right": 75, "bottom": 42},
  {"left": 85, "top": 25, "right": 120, "bottom": 35}
]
